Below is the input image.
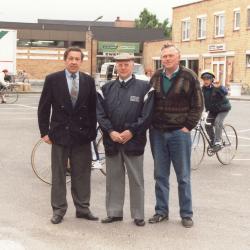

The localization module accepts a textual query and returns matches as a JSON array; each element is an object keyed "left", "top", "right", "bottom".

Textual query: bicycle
[
  {"left": 191, "top": 112, "right": 238, "bottom": 170},
  {"left": 14, "top": 70, "right": 29, "bottom": 83},
  {"left": 31, "top": 127, "right": 106, "bottom": 185},
  {"left": 0, "top": 83, "right": 19, "bottom": 104}
]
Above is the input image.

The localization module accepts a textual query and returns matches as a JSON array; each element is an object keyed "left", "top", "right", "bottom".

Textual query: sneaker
[
  {"left": 92, "top": 160, "right": 103, "bottom": 170},
  {"left": 212, "top": 143, "right": 222, "bottom": 152},
  {"left": 148, "top": 214, "right": 168, "bottom": 224},
  {"left": 181, "top": 217, "right": 193, "bottom": 228}
]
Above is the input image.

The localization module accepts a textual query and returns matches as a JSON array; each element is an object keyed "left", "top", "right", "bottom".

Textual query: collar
[
  {"left": 163, "top": 66, "right": 179, "bottom": 79},
  {"left": 65, "top": 69, "right": 79, "bottom": 79},
  {"left": 119, "top": 75, "right": 132, "bottom": 83}
]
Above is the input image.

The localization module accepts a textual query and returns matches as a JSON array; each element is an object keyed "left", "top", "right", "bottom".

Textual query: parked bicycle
[
  {"left": 14, "top": 70, "right": 29, "bottom": 83},
  {"left": 0, "top": 83, "right": 19, "bottom": 104},
  {"left": 191, "top": 113, "right": 238, "bottom": 170},
  {"left": 31, "top": 127, "right": 106, "bottom": 185}
]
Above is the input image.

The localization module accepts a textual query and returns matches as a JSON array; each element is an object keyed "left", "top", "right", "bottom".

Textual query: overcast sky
[{"left": 0, "top": 0, "right": 198, "bottom": 23}]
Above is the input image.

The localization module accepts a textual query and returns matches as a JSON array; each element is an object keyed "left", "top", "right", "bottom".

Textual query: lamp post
[{"left": 88, "top": 16, "right": 103, "bottom": 76}]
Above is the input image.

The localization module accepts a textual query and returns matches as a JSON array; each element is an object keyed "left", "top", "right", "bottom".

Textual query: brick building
[
  {"left": 0, "top": 19, "right": 165, "bottom": 80},
  {"left": 172, "top": 0, "right": 250, "bottom": 88}
]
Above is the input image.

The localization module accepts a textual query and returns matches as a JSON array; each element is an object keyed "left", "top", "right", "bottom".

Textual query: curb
[{"left": 228, "top": 96, "right": 250, "bottom": 101}]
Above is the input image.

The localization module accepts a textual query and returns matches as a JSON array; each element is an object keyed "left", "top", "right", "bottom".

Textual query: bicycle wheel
[
  {"left": 4, "top": 87, "right": 18, "bottom": 104},
  {"left": 31, "top": 139, "right": 71, "bottom": 185},
  {"left": 96, "top": 128, "right": 106, "bottom": 176},
  {"left": 191, "top": 129, "right": 206, "bottom": 170},
  {"left": 216, "top": 124, "right": 238, "bottom": 165}
]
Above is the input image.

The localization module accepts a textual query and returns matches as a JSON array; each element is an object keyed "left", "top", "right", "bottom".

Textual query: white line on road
[
  {"left": 237, "top": 136, "right": 250, "bottom": 141},
  {"left": 0, "top": 104, "right": 38, "bottom": 109},
  {"left": 2, "top": 118, "right": 37, "bottom": 120},
  {"left": 237, "top": 129, "right": 250, "bottom": 133},
  {"left": 233, "top": 159, "right": 250, "bottom": 161}
]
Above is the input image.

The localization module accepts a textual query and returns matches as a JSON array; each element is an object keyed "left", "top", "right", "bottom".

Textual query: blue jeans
[{"left": 149, "top": 128, "right": 193, "bottom": 218}]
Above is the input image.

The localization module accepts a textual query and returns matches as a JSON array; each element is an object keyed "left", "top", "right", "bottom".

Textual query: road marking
[
  {"left": 0, "top": 240, "right": 25, "bottom": 250},
  {"left": 8, "top": 104, "right": 37, "bottom": 109},
  {"left": 1, "top": 117, "right": 37, "bottom": 120},
  {"left": 231, "top": 173, "right": 242, "bottom": 176},
  {"left": 233, "top": 159, "right": 250, "bottom": 161},
  {"left": 237, "top": 136, "right": 250, "bottom": 141},
  {"left": 237, "top": 129, "right": 250, "bottom": 133}
]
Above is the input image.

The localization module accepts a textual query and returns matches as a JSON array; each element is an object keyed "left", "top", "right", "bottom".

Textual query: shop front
[{"left": 96, "top": 41, "right": 141, "bottom": 72}]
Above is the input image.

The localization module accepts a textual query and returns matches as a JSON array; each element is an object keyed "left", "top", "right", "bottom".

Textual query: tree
[{"left": 135, "top": 8, "right": 172, "bottom": 38}]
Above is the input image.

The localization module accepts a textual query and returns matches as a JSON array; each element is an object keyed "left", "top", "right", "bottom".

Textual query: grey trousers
[
  {"left": 51, "top": 143, "right": 92, "bottom": 217},
  {"left": 205, "top": 111, "right": 229, "bottom": 144},
  {"left": 105, "top": 149, "right": 144, "bottom": 220}
]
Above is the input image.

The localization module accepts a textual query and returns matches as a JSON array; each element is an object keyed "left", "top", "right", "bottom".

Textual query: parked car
[{"left": 98, "top": 62, "right": 149, "bottom": 87}]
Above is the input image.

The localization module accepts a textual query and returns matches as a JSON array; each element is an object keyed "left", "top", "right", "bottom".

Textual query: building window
[
  {"left": 246, "top": 55, "right": 250, "bottom": 67},
  {"left": 214, "top": 13, "right": 225, "bottom": 37},
  {"left": 154, "top": 59, "right": 162, "bottom": 70},
  {"left": 233, "top": 10, "right": 240, "bottom": 30},
  {"left": 17, "top": 39, "right": 85, "bottom": 48},
  {"left": 180, "top": 59, "right": 199, "bottom": 75},
  {"left": 248, "top": 8, "right": 250, "bottom": 28},
  {"left": 197, "top": 16, "right": 206, "bottom": 39},
  {"left": 182, "top": 19, "right": 191, "bottom": 41}
]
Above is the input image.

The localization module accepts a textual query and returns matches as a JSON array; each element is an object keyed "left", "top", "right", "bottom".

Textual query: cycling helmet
[{"left": 201, "top": 69, "right": 215, "bottom": 79}]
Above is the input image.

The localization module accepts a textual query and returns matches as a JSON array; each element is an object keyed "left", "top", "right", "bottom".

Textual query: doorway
[{"left": 212, "top": 61, "right": 226, "bottom": 86}]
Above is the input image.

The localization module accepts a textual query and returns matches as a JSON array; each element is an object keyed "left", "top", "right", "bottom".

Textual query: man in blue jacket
[{"left": 97, "top": 53, "right": 154, "bottom": 226}]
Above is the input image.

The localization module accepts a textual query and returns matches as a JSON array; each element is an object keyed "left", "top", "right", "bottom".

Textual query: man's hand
[
  {"left": 120, "top": 130, "right": 133, "bottom": 144},
  {"left": 181, "top": 127, "right": 190, "bottom": 133},
  {"left": 109, "top": 131, "right": 123, "bottom": 143},
  {"left": 42, "top": 135, "right": 52, "bottom": 144},
  {"left": 213, "top": 81, "right": 220, "bottom": 88}
]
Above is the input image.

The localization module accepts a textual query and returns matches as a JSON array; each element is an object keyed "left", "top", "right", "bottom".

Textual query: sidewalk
[
  {"left": 20, "top": 83, "right": 250, "bottom": 101},
  {"left": 228, "top": 95, "right": 250, "bottom": 101}
]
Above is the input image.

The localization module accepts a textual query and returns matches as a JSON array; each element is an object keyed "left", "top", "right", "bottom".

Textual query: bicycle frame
[{"left": 191, "top": 114, "right": 238, "bottom": 169}]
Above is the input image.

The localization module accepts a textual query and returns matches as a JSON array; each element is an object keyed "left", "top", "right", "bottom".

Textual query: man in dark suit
[{"left": 38, "top": 47, "right": 98, "bottom": 224}]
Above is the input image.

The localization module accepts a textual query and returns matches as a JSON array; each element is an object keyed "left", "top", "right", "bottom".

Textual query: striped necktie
[{"left": 70, "top": 73, "right": 78, "bottom": 106}]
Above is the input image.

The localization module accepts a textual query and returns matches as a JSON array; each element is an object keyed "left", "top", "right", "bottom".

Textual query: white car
[{"left": 98, "top": 62, "right": 149, "bottom": 87}]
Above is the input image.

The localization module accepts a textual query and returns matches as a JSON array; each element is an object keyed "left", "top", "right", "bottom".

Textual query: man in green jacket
[{"left": 148, "top": 44, "right": 204, "bottom": 228}]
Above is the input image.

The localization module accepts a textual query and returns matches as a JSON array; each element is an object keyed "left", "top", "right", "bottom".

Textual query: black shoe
[
  {"left": 76, "top": 211, "right": 99, "bottom": 221},
  {"left": 134, "top": 219, "right": 145, "bottom": 227},
  {"left": 51, "top": 215, "right": 63, "bottom": 224},
  {"left": 181, "top": 217, "right": 193, "bottom": 228},
  {"left": 101, "top": 216, "right": 123, "bottom": 223},
  {"left": 148, "top": 214, "right": 168, "bottom": 224}
]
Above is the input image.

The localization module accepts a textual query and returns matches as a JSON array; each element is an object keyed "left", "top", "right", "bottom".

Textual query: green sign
[
  {"left": 0, "top": 31, "right": 8, "bottom": 39},
  {"left": 98, "top": 41, "right": 140, "bottom": 53}
]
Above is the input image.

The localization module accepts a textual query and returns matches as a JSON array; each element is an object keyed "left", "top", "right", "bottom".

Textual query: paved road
[{"left": 0, "top": 94, "right": 249, "bottom": 250}]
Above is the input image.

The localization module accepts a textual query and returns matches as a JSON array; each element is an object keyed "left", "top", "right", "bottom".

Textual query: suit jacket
[{"left": 38, "top": 70, "right": 97, "bottom": 146}]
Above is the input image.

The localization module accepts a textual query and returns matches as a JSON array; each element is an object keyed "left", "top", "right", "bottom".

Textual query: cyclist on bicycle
[
  {"left": 0, "top": 70, "right": 8, "bottom": 103},
  {"left": 201, "top": 69, "right": 231, "bottom": 152}
]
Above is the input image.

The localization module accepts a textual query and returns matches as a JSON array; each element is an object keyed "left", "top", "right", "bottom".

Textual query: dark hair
[
  {"left": 161, "top": 43, "right": 180, "bottom": 54},
  {"left": 63, "top": 47, "right": 84, "bottom": 61}
]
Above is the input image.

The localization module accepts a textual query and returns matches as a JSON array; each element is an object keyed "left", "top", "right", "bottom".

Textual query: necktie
[
  {"left": 70, "top": 73, "right": 78, "bottom": 106},
  {"left": 121, "top": 80, "right": 125, "bottom": 87}
]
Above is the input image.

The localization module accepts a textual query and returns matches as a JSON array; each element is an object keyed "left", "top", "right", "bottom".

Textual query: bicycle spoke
[
  {"left": 3, "top": 87, "right": 18, "bottom": 104},
  {"left": 31, "top": 139, "right": 71, "bottom": 185},
  {"left": 96, "top": 127, "right": 106, "bottom": 176},
  {"left": 191, "top": 129, "right": 206, "bottom": 170},
  {"left": 216, "top": 124, "right": 238, "bottom": 165}
]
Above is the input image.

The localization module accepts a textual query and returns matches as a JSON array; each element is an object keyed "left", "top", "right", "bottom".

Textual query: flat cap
[{"left": 114, "top": 53, "right": 134, "bottom": 61}]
